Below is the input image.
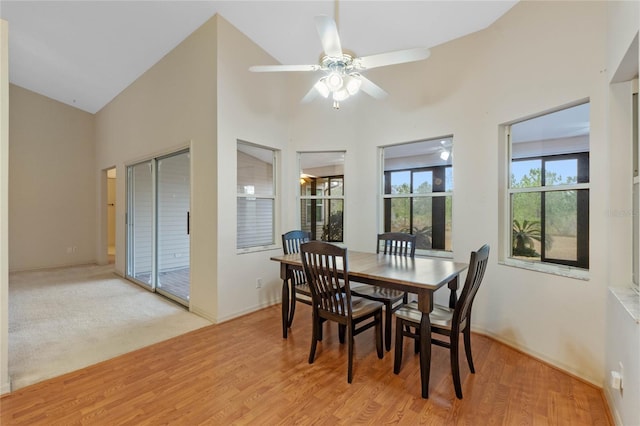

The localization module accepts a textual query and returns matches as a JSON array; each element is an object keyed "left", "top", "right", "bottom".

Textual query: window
[
  {"left": 237, "top": 142, "right": 276, "bottom": 250},
  {"left": 382, "top": 137, "right": 453, "bottom": 254},
  {"left": 299, "top": 152, "right": 345, "bottom": 242},
  {"left": 508, "top": 102, "right": 590, "bottom": 270}
]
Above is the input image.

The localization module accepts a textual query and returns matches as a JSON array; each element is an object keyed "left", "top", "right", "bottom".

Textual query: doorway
[{"left": 126, "top": 149, "right": 190, "bottom": 305}]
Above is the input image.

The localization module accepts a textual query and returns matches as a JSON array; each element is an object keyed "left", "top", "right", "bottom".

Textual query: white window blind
[{"left": 237, "top": 142, "right": 276, "bottom": 250}]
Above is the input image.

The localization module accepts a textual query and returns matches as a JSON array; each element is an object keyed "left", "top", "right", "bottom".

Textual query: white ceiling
[{"left": 0, "top": 0, "right": 518, "bottom": 114}]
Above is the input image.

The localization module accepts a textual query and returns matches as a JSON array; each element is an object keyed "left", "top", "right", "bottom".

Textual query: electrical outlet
[
  {"left": 256, "top": 278, "right": 263, "bottom": 289},
  {"left": 66, "top": 247, "right": 73, "bottom": 254},
  {"left": 619, "top": 362, "right": 624, "bottom": 391}
]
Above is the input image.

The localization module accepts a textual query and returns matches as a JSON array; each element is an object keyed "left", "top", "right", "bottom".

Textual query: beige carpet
[{"left": 8, "top": 264, "right": 212, "bottom": 390}]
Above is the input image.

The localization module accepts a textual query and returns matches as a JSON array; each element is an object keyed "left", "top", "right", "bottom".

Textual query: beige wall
[
  {"left": 95, "top": 14, "right": 219, "bottom": 319},
  {"left": 8, "top": 85, "right": 96, "bottom": 271},
  {"left": 607, "top": 0, "right": 639, "bottom": 82},
  {"left": 95, "top": 14, "right": 290, "bottom": 322},
  {"left": 604, "top": 1, "right": 639, "bottom": 425},
  {"left": 214, "top": 16, "right": 289, "bottom": 321},
  {"left": 288, "top": 1, "right": 609, "bottom": 386},
  {"left": 1, "top": 18, "right": 10, "bottom": 395}
]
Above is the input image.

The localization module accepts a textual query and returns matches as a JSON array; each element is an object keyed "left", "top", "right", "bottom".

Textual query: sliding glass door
[
  {"left": 127, "top": 161, "right": 154, "bottom": 289},
  {"left": 156, "top": 151, "right": 190, "bottom": 301},
  {"left": 126, "top": 149, "right": 190, "bottom": 305}
]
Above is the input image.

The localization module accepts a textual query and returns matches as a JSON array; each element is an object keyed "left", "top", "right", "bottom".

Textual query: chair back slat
[
  {"left": 301, "top": 241, "right": 351, "bottom": 318},
  {"left": 282, "top": 230, "right": 311, "bottom": 255},
  {"left": 454, "top": 244, "right": 490, "bottom": 327},
  {"left": 377, "top": 232, "right": 416, "bottom": 257},
  {"left": 282, "top": 230, "right": 311, "bottom": 286}
]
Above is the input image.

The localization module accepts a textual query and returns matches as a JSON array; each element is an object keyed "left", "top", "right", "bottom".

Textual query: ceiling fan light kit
[
  {"left": 249, "top": 15, "right": 431, "bottom": 109},
  {"left": 440, "top": 140, "right": 452, "bottom": 161}
]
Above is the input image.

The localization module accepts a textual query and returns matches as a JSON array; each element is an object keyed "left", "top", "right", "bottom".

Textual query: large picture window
[
  {"left": 382, "top": 137, "right": 453, "bottom": 254},
  {"left": 299, "top": 152, "right": 345, "bottom": 242},
  {"left": 237, "top": 141, "right": 276, "bottom": 250},
  {"left": 508, "top": 102, "right": 590, "bottom": 269}
]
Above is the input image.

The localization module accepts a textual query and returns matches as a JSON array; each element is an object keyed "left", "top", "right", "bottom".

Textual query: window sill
[
  {"left": 609, "top": 286, "right": 640, "bottom": 323},
  {"left": 236, "top": 244, "right": 279, "bottom": 255},
  {"left": 499, "top": 257, "right": 589, "bottom": 280},
  {"left": 416, "top": 250, "right": 453, "bottom": 259}
]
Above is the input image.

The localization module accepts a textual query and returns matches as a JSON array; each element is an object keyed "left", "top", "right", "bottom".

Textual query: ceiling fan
[{"left": 249, "top": 15, "right": 431, "bottom": 109}]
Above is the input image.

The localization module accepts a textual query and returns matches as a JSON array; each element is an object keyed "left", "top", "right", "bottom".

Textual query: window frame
[
  {"left": 380, "top": 137, "right": 454, "bottom": 258},
  {"left": 509, "top": 152, "right": 590, "bottom": 269},
  {"left": 382, "top": 165, "right": 453, "bottom": 254},
  {"left": 502, "top": 102, "right": 591, "bottom": 278},
  {"left": 236, "top": 141, "right": 278, "bottom": 253},
  {"left": 298, "top": 152, "right": 346, "bottom": 243}
]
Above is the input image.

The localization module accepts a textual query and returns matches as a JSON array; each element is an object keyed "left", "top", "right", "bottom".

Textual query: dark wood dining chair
[
  {"left": 300, "top": 241, "right": 384, "bottom": 383},
  {"left": 393, "top": 244, "right": 490, "bottom": 399},
  {"left": 351, "top": 232, "right": 416, "bottom": 351},
  {"left": 281, "top": 230, "right": 311, "bottom": 338}
]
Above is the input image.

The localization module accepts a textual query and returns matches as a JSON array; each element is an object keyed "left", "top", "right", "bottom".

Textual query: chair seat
[
  {"left": 395, "top": 302, "right": 466, "bottom": 330},
  {"left": 350, "top": 296, "right": 385, "bottom": 319},
  {"left": 351, "top": 285, "right": 405, "bottom": 302},
  {"left": 294, "top": 283, "right": 312, "bottom": 297}
]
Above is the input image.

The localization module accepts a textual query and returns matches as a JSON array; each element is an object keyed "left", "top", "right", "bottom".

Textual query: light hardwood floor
[{"left": 0, "top": 304, "right": 612, "bottom": 425}]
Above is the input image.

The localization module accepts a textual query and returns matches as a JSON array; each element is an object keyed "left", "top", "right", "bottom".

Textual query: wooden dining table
[{"left": 270, "top": 250, "right": 469, "bottom": 398}]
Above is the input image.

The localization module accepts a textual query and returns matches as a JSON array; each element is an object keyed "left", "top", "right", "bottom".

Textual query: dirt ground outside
[{"left": 513, "top": 235, "right": 577, "bottom": 261}]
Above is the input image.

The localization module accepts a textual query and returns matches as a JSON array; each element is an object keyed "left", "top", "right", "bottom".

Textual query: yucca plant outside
[{"left": 512, "top": 219, "right": 541, "bottom": 257}]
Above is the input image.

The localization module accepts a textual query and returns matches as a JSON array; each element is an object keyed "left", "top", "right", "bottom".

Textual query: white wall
[
  {"left": 1, "top": 18, "right": 10, "bottom": 395},
  {"left": 605, "top": 290, "right": 640, "bottom": 426},
  {"left": 607, "top": 0, "right": 639, "bottom": 83},
  {"left": 95, "top": 15, "right": 219, "bottom": 319},
  {"left": 287, "top": 0, "right": 609, "bottom": 385},
  {"left": 604, "top": 1, "right": 639, "bottom": 425},
  {"left": 215, "top": 16, "right": 290, "bottom": 321},
  {"left": 8, "top": 85, "right": 96, "bottom": 271},
  {"left": 95, "top": 14, "right": 290, "bottom": 322}
]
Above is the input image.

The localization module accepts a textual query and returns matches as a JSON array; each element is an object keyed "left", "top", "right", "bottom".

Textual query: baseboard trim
[
  {"left": 8, "top": 262, "right": 101, "bottom": 274},
  {"left": 215, "top": 301, "right": 279, "bottom": 324},
  {"left": 472, "top": 326, "right": 603, "bottom": 388},
  {"left": 0, "top": 378, "right": 11, "bottom": 395},
  {"left": 189, "top": 305, "right": 217, "bottom": 323},
  {"left": 603, "top": 386, "right": 624, "bottom": 426}
]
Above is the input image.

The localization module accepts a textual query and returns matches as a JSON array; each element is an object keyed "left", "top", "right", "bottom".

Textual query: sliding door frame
[{"left": 125, "top": 147, "right": 190, "bottom": 306}]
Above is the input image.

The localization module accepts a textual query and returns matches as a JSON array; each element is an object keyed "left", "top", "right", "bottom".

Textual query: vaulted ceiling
[{"left": 0, "top": 1, "right": 517, "bottom": 114}]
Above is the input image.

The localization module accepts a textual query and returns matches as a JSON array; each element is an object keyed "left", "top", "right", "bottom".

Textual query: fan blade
[
  {"left": 301, "top": 86, "right": 319, "bottom": 103},
  {"left": 359, "top": 75, "right": 388, "bottom": 99},
  {"left": 356, "top": 47, "right": 431, "bottom": 70},
  {"left": 249, "top": 64, "right": 320, "bottom": 72},
  {"left": 315, "top": 15, "right": 343, "bottom": 58}
]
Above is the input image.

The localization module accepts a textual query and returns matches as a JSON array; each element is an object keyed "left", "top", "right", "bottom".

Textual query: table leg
[
  {"left": 282, "top": 277, "right": 290, "bottom": 339},
  {"left": 448, "top": 276, "right": 459, "bottom": 309},
  {"left": 417, "top": 291, "right": 435, "bottom": 399},
  {"left": 419, "top": 311, "right": 431, "bottom": 399}
]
